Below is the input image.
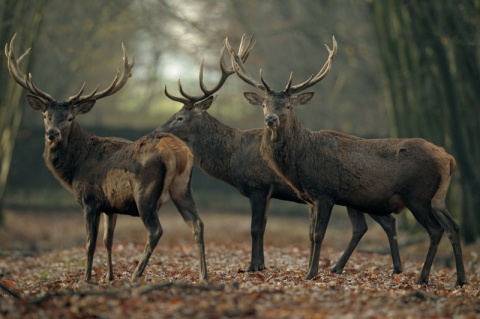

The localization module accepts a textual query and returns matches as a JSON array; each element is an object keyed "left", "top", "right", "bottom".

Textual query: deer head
[
  {"left": 159, "top": 34, "right": 255, "bottom": 141},
  {"left": 225, "top": 36, "right": 337, "bottom": 139},
  {"left": 5, "top": 34, "right": 135, "bottom": 146}
]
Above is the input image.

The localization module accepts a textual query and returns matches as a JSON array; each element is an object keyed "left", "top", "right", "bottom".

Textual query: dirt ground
[{"left": 0, "top": 209, "right": 479, "bottom": 318}]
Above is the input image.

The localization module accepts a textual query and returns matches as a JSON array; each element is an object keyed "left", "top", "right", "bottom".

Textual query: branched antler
[
  {"left": 5, "top": 34, "right": 134, "bottom": 104},
  {"left": 5, "top": 34, "right": 54, "bottom": 102},
  {"left": 164, "top": 34, "right": 255, "bottom": 107},
  {"left": 67, "top": 43, "right": 135, "bottom": 104},
  {"left": 226, "top": 35, "right": 337, "bottom": 94}
]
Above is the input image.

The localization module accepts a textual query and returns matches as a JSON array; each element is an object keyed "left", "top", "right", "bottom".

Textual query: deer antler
[
  {"left": 227, "top": 36, "right": 337, "bottom": 95},
  {"left": 68, "top": 43, "right": 135, "bottom": 104},
  {"left": 5, "top": 34, "right": 54, "bottom": 102},
  {"left": 286, "top": 36, "right": 337, "bottom": 94},
  {"left": 165, "top": 34, "right": 255, "bottom": 107},
  {"left": 225, "top": 37, "right": 271, "bottom": 93}
]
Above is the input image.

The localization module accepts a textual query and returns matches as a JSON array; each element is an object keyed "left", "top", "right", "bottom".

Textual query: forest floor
[{"left": 0, "top": 208, "right": 479, "bottom": 318}]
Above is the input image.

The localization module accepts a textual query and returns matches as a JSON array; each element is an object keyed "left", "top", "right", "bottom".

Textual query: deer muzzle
[
  {"left": 265, "top": 114, "right": 279, "bottom": 128},
  {"left": 46, "top": 128, "right": 61, "bottom": 142}
]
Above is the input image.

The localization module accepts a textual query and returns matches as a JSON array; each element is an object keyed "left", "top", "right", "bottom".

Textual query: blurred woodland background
[{"left": 1, "top": 1, "right": 479, "bottom": 242}]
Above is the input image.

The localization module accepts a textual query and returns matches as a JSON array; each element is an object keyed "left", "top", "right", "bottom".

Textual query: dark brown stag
[
  {"left": 5, "top": 35, "right": 207, "bottom": 283},
  {"left": 227, "top": 36, "right": 467, "bottom": 286},
  {"left": 157, "top": 35, "right": 402, "bottom": 275}
]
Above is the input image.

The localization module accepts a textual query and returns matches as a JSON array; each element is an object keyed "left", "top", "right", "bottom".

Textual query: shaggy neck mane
[
  {"left": 43, "top": 121, "right": 92, "bottom": 191},
  {"left": 260, "top": 114, "right": 305, "bottom": 189}
]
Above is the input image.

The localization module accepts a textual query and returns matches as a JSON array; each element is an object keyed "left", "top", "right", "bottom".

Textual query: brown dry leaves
[{"left": 1, "top": 210, "right": 479, "bottom": 318}]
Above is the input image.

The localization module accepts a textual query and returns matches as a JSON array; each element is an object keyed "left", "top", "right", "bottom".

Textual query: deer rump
[
  {"left": 262, "top": 130, "right": 454, "bottom": 215},
  {"left": 70, "top": 132, "right": 192, "bottom": 216}
]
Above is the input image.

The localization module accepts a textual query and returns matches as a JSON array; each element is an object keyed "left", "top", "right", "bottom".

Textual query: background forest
[{"left": 1, "top": 0, "right": 479, "bottom": 244}]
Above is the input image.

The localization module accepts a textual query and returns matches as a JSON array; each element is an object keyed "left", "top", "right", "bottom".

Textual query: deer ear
[
  {"left": 243, "top": 92, "right": 263, "bottom": 106},
  {"left": 26, "top": 94, "right": 47, "bottom": 112},
  {"left": 197, "top": 96, "right": 214, "bottom": 112},
  {"left": 74, "top": 99, "right": 96, "bottom": 114},
  {"left": 293, "top": 92, "right": 314, "bottom": 106}
]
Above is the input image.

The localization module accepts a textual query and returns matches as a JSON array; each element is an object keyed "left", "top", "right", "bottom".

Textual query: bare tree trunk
[{"left": 0, "top": 0, "right": 46, "bottom": 225}]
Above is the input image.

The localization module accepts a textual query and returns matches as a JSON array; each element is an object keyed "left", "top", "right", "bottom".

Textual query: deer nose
[
  {"left": 265, "top": 115, "right": 278, "bottom": 127},
  {"left": 46, "top": 128, "right": 60, "bottom": 141}
]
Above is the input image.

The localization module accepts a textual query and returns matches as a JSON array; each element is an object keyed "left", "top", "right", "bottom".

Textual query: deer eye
[
  {"left": 67, "top": 115, "right": 74, "bottom": 122},
  {"left": 177, "top": 116, "right": 184, "bottom": 122}
]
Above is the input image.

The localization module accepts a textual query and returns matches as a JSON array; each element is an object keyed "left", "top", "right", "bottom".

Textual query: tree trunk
[
  {"left": 0, "top": 0, "right": 47, "bottom": 225},
  {"left": 370, "top": 0, "right": 480, "bottom": 242}
]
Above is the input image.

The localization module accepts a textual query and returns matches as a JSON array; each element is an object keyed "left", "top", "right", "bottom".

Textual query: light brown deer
[
  {"left": 5, "top": 35, "right": 207, "bottom": 283},
  {"left": 157, "top": 35, "right": 403, "bottom": 275},
  {"left": 227, "top": 36, "right": 467, "bottom": 286}
]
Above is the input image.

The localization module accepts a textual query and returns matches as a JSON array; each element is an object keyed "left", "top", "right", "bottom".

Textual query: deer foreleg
[
  {"left": 247, "top": 192, "right": 270, "bottom": 272},
  {"left": 84, "top": 208, "right": 101, "bottom": 282},
  {"left": 103, "top": 213, "right": 117, "bottom": 281},
  {"left": 305, "top": 199, "right": 333, "bottom": 280}
]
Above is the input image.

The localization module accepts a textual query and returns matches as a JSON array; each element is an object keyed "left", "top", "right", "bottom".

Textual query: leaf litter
[{"left": 0, "top": 209, "right": 479, "bottom": 318}]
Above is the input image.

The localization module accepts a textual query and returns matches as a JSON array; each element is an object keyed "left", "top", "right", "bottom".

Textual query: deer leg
[
  {"left": 171, "top": 186, "right": 208, "bottom": 282},
  {"left": 433, "top": 207, "right": 467, "bottom": 286},
  {"left": 132, "top": 204, "right": 163, "bottom": 282},
  {"left": 408, "top": 204, "right": 444, "bottom": 285},
  {"left": 247, "top": 192, "right": 270, "bottom": 272},
  {"left": 305, "top": 198, "right": 334, "bottom": 280},
  {"left": 306, "top": 204, "right": 315, "bottom": 269},
  {"left": 331, "top": 207, "right": 368, "bottom": 274},
  {"left": 368, "top": 213, "right": 403, "bottom": 274},
  {"left": 103, "top": 213, "right": 117, "bottom": 281},
  {"left": 84, "top": 208, "right": 101, "bottom": 282}
]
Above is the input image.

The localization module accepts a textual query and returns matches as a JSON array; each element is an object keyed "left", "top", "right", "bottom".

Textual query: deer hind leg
[
  {"left": 247, "top": 190, "right": 271, "bottom": 272},
  {"left": 84, "top": 208, "right": 101, "bottom": 282},
  {"left": 132, "top": 200, "right": 163, "bottom": 282},
  {"left": 368, "top": 213, "right": 403, "bottom": 274},
  {"left": 170, "top": 175, "right": 208, "bottom": 282},
  {"left": 408, "top": 203, "right": 444, "bottom": 285},
  {"left": 103, "top": 213, "right": 117, "bottom": 281},
  {"left": 432, "top": 206, "right": 467, "bottom": 286},
  {"left": 332, "top": 207, "right": 368, "bottom": 274}
]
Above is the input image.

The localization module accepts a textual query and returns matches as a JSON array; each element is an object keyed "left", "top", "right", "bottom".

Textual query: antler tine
[
  {"left": 5, "top": 34, "right": 54, "bottom": 101},
  {"left": 25, "top": 73, "right": 55, "bottom": 101},
  {"left": 225, "top": 37, "right": 268, "bottom": 92},
  {"left": 67, "top": 82, "right": 87, "bottom": 102},
  {"left": 287, "top": 36, "right": 338, "bottom": 94},
  {"left": 178, "top": 77, "right": 202, "bottom": 101},
  {"left": 259, "top": 69, "right": 272, "bottom": 92},
  {"left": 164, "top": 84, "right": 191, "bottom": 106},
  {"left": 5, "top": 34, "right": 28, "bottom": 90},
  {"left": 72, "top": 42, "right": 135, "bottom": 104}
]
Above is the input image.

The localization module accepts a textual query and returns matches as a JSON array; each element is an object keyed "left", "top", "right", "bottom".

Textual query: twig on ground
[{"left": 0, "top": 281, "right": 23, "bottom": 300}]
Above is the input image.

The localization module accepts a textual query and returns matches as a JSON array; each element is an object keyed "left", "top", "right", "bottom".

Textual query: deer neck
[
  {"left": 43, "top": 121, "right": 92, "bottom": 191},
  {"left": 188, "top": 114, "right": 240, "bottom": 177},
  {"left": 260, "top": 116, "right": 304, "bottom": 189}
]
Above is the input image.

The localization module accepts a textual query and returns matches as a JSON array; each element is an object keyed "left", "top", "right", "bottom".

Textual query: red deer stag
[
  {"left": 157, "top": 35, "right": 402, "bottom": 275},
  {"left": 226, "top": 36, "right": 467, "bottom": 286},
  {"left": 5, "top": 35, "right": 207, "bottom": 283}
]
